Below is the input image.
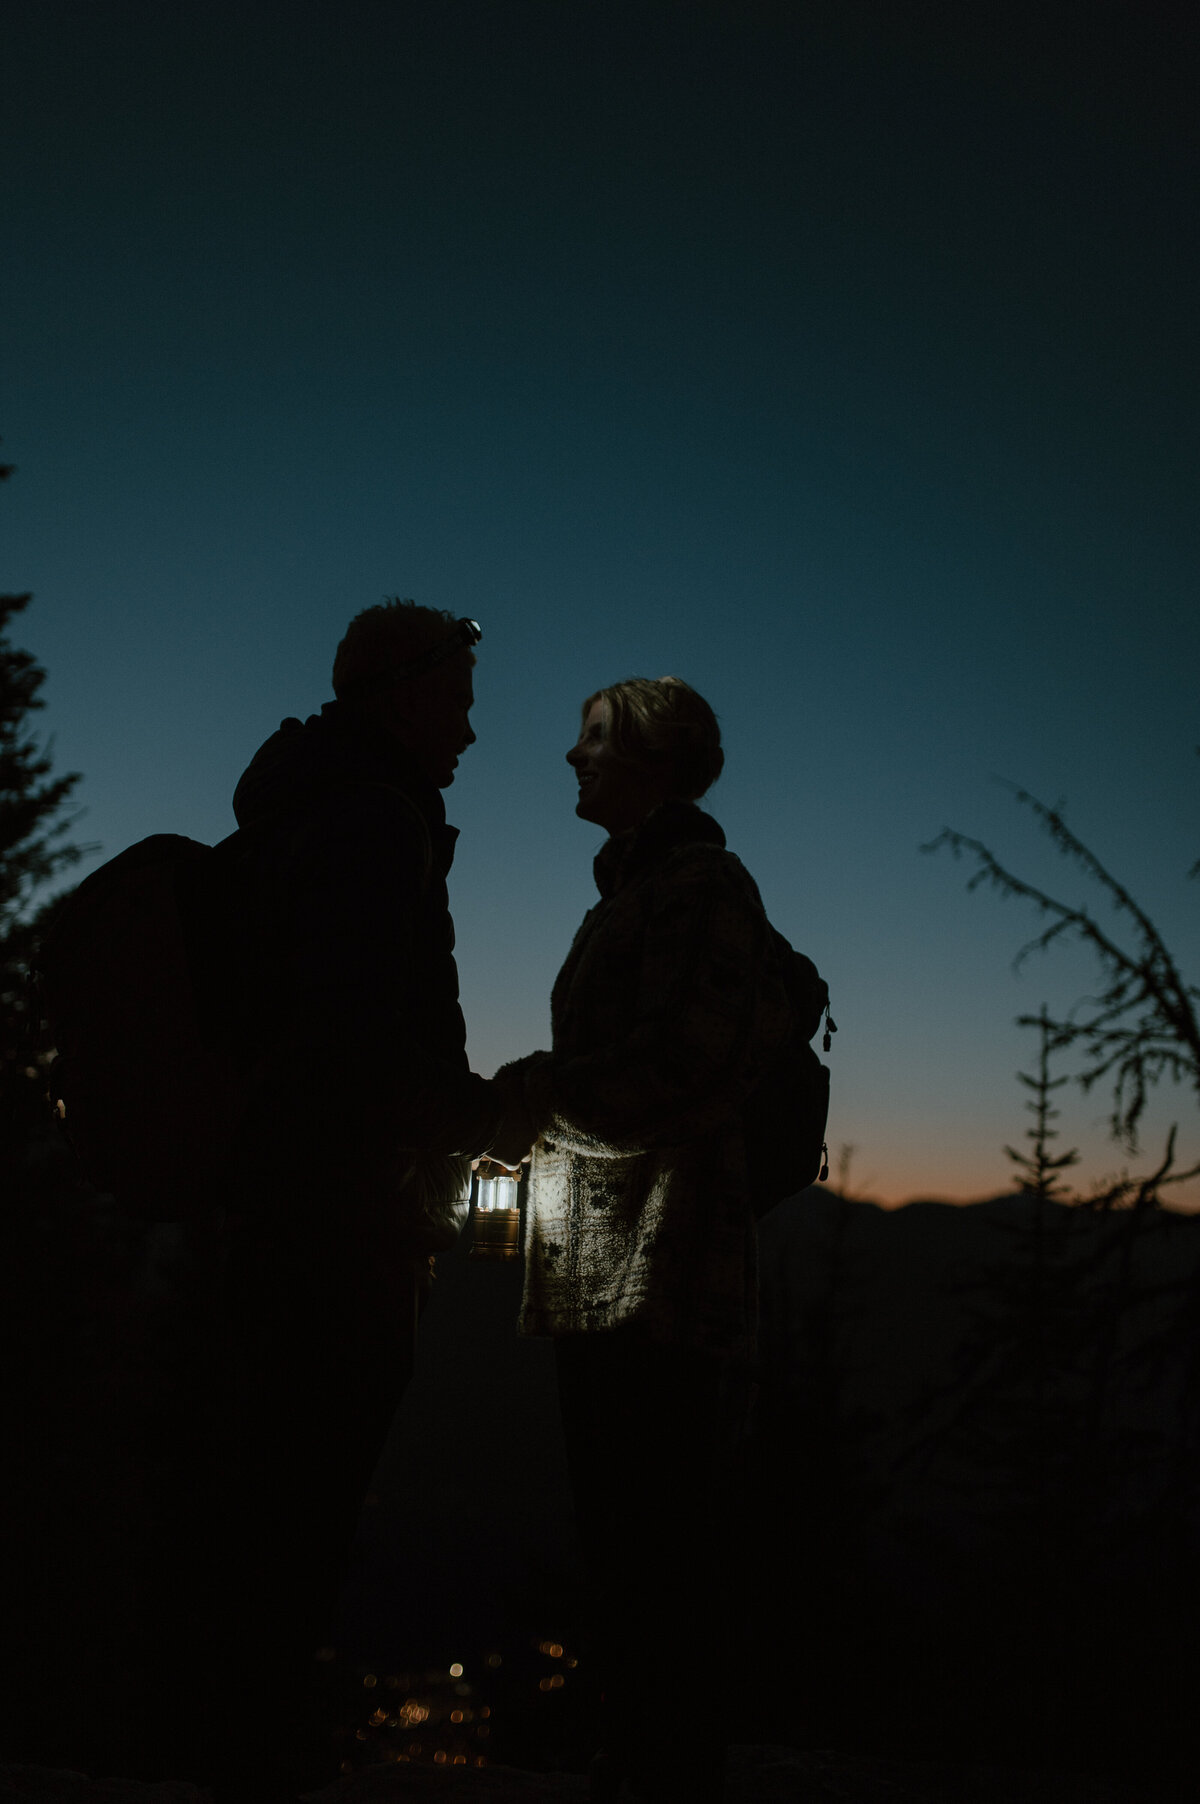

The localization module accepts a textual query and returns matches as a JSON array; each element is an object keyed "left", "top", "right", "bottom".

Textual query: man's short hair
[
  {"left": 333, "top": 598, "right": 466, "bottom": 701},
  {"left": 583, "top": 676, "right": 724, "bottom": 801}
]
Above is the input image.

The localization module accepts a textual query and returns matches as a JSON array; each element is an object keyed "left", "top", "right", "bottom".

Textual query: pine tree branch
[
  {"left": 925, "top": 782, "right": 1200, "bottom": 1153},
  {"left": 1086, "top": 1126, "right": 1200, "bottom": 1210}
]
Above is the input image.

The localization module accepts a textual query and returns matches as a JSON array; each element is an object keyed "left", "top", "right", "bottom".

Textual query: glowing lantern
[{"left": 469, "top": 1160, "right": 523, "bottom": 1261}]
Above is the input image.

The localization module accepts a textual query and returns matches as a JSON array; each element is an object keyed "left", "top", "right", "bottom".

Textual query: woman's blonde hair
[{"left": 584, "top": 676, "right": 724, "bottom": 801}]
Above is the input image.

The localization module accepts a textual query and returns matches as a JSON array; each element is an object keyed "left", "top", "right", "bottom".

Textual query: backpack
[
  {"left": 38, "top": 782, "right": 437, "bottom": 1225},
  {"left": 37, "top": 834, "right": 242, "bottom": 1223},
  {"left": 742, "top": 926, "right": 835, "bottom": 1216}
]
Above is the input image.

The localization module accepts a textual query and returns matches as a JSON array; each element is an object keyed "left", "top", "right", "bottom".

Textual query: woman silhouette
[{"left": 496, "top": 677, "right": 792, "bottom": 1804}]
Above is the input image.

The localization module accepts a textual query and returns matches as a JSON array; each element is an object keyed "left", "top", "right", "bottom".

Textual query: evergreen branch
[
  {"left": 926, "top": 781, "right": 1200, "bottom": 1152},
  {"left": 1003, "top": 783, "right": 1172, "bottom": 961},
  {"left": 1086, "top": 1126, "right": 1200, "bottom": 1211}
]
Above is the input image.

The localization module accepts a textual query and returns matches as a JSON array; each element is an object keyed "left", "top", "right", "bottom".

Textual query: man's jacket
[{"left": 211, "top": 699, "right": 499, "bottom": 1246}]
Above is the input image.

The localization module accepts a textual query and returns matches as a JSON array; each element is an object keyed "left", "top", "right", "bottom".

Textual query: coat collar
[
  {"left": 232, "top": 698, "right": 459, "bottom": 871},
  {"left": 593, "top": 800, "right": 726, "bottom": 898}
]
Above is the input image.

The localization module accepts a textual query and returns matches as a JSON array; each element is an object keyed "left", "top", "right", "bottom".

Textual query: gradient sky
[{"left": 4, "top": 0, "right": 1197, "bottom": 1204}]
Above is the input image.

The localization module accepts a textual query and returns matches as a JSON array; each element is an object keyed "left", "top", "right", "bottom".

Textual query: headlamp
[{"left": 393, "top": 617, "right": 482, "bottom": 682}]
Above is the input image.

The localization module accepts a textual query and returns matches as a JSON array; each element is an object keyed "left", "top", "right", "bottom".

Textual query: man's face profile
[{"left": 384, "top": 651, "right": 477, "bottom": 789}]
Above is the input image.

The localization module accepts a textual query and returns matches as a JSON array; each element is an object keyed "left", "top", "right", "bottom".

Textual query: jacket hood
[{"left": 232, "top": 699, "right": 450, "bottom": 838}]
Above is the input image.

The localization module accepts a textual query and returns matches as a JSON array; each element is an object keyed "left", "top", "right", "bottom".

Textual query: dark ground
[
  {"left": 0, "top": 1740, "right": 1188, "bottom": 1804},
  {"left": 3, "top": 1145, "right": 1198, "bottom": 1800}
]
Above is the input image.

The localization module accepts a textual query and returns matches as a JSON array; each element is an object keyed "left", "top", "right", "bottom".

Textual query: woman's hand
[{"left": 473, "top": 1152, "right": 530, "bottom": 1180}]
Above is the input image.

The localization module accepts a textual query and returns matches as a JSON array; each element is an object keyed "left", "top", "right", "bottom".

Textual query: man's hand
[
  {"left": 484, "top": 1060, "right": 542, "bottom": 1170},
  {"left": 473, "top": 1153, "right": 528, "bottom": 1181},
  {"left": 483, "top": 1096, "right": 534, "bottom": 1168},
  {"left": 481, "top": 1115, "right": 535, "bottom": 1170}
]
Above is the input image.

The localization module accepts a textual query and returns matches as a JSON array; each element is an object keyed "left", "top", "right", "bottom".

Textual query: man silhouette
[{"left": 153, "top": 601, "right": 529, "bottom": 1799}]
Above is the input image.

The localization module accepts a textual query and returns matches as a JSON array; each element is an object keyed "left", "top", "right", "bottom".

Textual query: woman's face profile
[{"left": 567, "top": 698, "right": 670, "bottom": 835}]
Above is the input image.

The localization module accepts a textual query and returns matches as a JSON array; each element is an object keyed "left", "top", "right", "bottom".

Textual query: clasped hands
[{"left": 478, "top": 1061, "right": 539, "bottom": 1173}]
